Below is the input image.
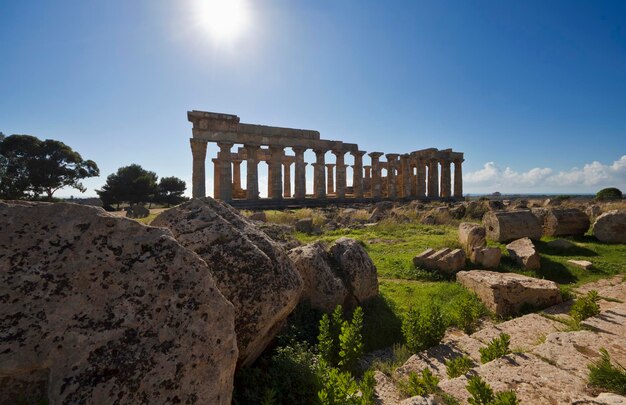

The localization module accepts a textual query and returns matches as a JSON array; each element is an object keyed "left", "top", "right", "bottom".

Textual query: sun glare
[{"left": 193, "top": 0, "right": 249, "bottom": 42}]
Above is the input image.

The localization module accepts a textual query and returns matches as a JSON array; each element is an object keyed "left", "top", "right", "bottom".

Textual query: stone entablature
[{"left": 188, "top": 111, "right": 464, "bottom": 204}]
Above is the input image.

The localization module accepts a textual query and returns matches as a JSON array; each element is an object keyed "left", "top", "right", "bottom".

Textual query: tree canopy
[
  {"left": 0, "top": 134, "right": 99, "bottom": 200},
  {"left": 157, "top": 176, "right": 187, "bottom": 207},
  {"left": 596, "top": 187, "right": 623, "bottom": 201}
]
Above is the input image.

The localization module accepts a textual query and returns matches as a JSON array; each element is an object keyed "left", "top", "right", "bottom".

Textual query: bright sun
[{"left": 192, "top": 0, "right": 249, "bottom": 42}]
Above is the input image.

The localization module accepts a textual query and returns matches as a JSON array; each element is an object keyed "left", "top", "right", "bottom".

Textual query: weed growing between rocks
[
  {"left": 479, "top": 333, "right": 511, "bottom": 364},
  {"left": 570, "top": 289, "right": 601, "bottom": 327},
  {"left": 456, "top": 294, "right": 487, "bottom": 334},
  {"left": 398, "top": 368, "right": 439, "bottom": 397},
  {"left": 466, "top": 375, "right": 519, "bottom": 405},
  {"left": 402, "top": 302, "right": 447, "bottom": 353},
  {"left": 371, "top": 343, "right": 412, "bottom": 376},
  {"left": 445, "top": 355, "right": 475, "bottom": 378},
  {"left": 588, "top": 348, "right": 626, "bottom": 395}
]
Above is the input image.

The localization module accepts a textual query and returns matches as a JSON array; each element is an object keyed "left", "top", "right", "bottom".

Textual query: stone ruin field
[{"left": 1, "top": 196, "right": 626, "bottom": 404}]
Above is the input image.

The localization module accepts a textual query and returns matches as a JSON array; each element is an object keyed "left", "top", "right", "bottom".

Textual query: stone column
[
  {"left": 269, "top": 146, "right": 284, "bottom": 200},
  {"left": 325, "top": 164, "right": 336, "bottom": 195},
  {"left": 351, "top": 151, "right": 365, "bottom": 198},
  {"left": 212, "top": 158, "right": 220, "bottom": 198},
  {"left": 232, "top": 157, "right": 242, "bottom": 196},
  {"left": 190, "top": 140, "right": 207, "bottom": 198},
  {"left": 217, "top": 142, "right": 233, "bottom": 200},
  {"left": 293, "top": 147, "right": 307, "bottom": 199},
  {"left": 313, "top": 149, "right": 326, "bottom": 198},
  {"left": 283, "top": 161, "right": 292, "bottom": 198},
  {"left": 400, "top": 154, "right": 412, "bottom": 198},
  {"left": 368, "top": 152, "right": 383, "bottom": 199},
  {"left": 333, "top": 150, "right": 347, "bottom": 198},
  {"left": 245, "top": 144, "right": 260, "bottom": 199},
  {"left": 454, "top": 159, "right": 464, "bottom": 198},
  {"left": 267, "top": 161, "right": 273, "bottom": 199},
  {"left": 416, "top": 158, "right": 426, "bottom": 197},
  {"left": 428, "top": 158, "right": 439, "bottom": 198},
  {"left": 385, "top": 154, "right": 399, "bottom": 199},
  {"left": 440, "top": 159, "right": 451, "bottom": 198}
]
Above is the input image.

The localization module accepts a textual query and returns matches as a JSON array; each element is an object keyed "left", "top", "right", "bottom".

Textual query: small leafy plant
[
  {"left": 570, "top": 290, "right": 600, "bottom": 326},
  {"left": 398, "top": 368, "right": 440, "bottom": 397},
  {"left": 402, "top": 303, "right": 447, "bottom": 353},
  {"left": 318, "top": 305, "right": 365, "bottom": 374},
  {"left": 588, "top": 348, "right": 626, "bottom": 395},
  {"left": 466, "top": 375, "right": 519, "bottom": 405},
  {"left": 445, "top": 355, "right": 474, "bottom": 378},
  {"left": 479, "top": 333, "right": 511, "bottom": 364},
  {"left": 456, "top": 294, "right": 484, "bottom": 335}
]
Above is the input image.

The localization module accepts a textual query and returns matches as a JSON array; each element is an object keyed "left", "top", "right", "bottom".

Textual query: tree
[
  {"left": 156, "top": 176, "right": 187, "bottom": 206},
  {"left": 97, "top": 164, "right": 158, "bottom": 209},
  {"left": 0, "top": 134, "right": 98, "bottom": 200},
  {"left": 596, "top": 187, "right": 622, "bottom": 201}
]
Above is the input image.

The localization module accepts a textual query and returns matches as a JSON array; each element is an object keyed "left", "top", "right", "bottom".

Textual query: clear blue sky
[{"left": 1, "top": 0, "right": 625, "bottom": 196}]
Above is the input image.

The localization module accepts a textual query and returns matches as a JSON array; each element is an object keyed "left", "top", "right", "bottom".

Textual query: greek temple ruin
[{"left": 188, "top": 111, "right": 464, "bottom": 208}]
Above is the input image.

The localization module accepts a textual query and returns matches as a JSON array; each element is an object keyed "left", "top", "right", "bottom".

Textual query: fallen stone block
[
  {"left": 506, "top": 237, "right": 541, "bottom": 270},
  {"left": 543, "top": 208, "right": 590, "bottom": 237},
  {"left": 470, "top": 247, "right": 502, "bottom": 268},
  {"left": 567, "top": 259, "right": 593, "bottom": 270},
  {"left": 592, "top": 210, "right": 626, "bottom": 244},
  {"left": 456, "top": 270, "right": 562, "bottom": 316},
  {"left": 413, "top": 248, "right": 436, "bottom": 267},
  {"left": 436, "top": 248, "right": 466, "bottom": 275},
  {"left": 483, "top": 210, "right": 542, "bottom": 242},
  {"left": 458, "top": 222, "right": 486, "bottom": 254}
]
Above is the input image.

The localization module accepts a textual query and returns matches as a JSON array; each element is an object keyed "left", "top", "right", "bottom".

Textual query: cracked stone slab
[{"left": 581, "top": 307, "right": 626, "bottom": 338}]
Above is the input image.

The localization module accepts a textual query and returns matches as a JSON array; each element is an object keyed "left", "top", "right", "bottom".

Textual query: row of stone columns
[{"left": 191, "top": 140, "right": 463, "bottom": 201}]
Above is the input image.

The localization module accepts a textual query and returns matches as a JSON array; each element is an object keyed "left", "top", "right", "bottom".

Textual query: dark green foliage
[
  {"left": 156, "top": 176, "right": 187, "bottom": 206},
  {"left": 479, "top": 333, "right": 511, "bottom": 364},
  {"left": 339, "top": 307, "right": 364, "bottom": 374},
  {"left": 97, "top": 164, "right": 158, "bottom": 207},
  {"left": 318, "top": 305, "right": 344, "bottom": 366},
  {"left": 445, "top": 355, "right": 474, "bottom": 378},
  {"left": 279, "top": 301, "right": 324, "bottom": 346},
  {"left": 570, "top": 290, "right": 601, "bottom": 325},
  {"left": 398, "top": 368, "right": 440, "bottom": 397},
  {"left": 0, "top": 134, "right": 99, "bottom": 200},
  {"left": 588, "top": 348, "right": 626, "bottom": 394},
  {"left": 317, "top": 367, "right": 375, "bottom": 405},
  {"left": 466, "top": 375, "right": 519, "bottom": 405},
  {"left": 456, "top": 294, "right": 485, "bottom": 335},
  {"left": 596, "top": 187, "right": 623, "bottom": 201},
  {"left": 361, "top": 295, "right": 403, "bottom": 352},
  {"left": 402, "top": 303, "right": 447, "bottom": 353}
]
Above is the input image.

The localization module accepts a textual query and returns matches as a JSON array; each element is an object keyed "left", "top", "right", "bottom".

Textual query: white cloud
[{"left": 464, "top": 155, "right": 626, "bottom": 193}]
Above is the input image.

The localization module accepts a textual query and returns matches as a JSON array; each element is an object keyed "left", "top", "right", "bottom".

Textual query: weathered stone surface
[
  {"left": 124, "top": 203, "right": 150, "bottom": 219},
  {"left": 581, "top": 307, "right": 626, "bottom": 338},
  {"left": 543, "top": 208, "right": 590, "bottom": 237},
  {"left": 248, "top": 211, "right": 267, "bottom": 222},
  {"left": 436, "top": 249, "right": 466, "bottom": 275},
  {"left": 456, "top": 271, "right": 561, "bottom": 316},
  {"left": 0, "top": 201, "right": 238, "bottom": 404},
  {"left": 506, "top": 237, "right": 541, "bottom": 270},
  {"left": 152, "top": 198, "right": 303, "bottom": 367},
  {"left": 439, "top": 354, "right": 589, "bottom": 405},
  {"left": 531, "top": 330, "right": 626, "bottom": 380},
  {"left": 329, "top": 237, "right": 379, "bottom": 304},
  {"left": 295, "top": 217, "right": 315, "bottom": 233},
  {"left": 586, "top": 204, "right": 602, "bottom": 220},
  {"left": 374, "top": 370, "right": 403, "bottom": 405},
  {"left": 470, "top": 247, "right": 501, "bottom": 268},
  {"left": 458, "top": 223, "right": 486, "bottom": 255},
  {"left": 413, "top": 248, "right": 436, "bottom": 268},
  {"left": 396, "top": 342, "right": 471, "bottom": 380},
  {"left": 471, "top": 314, "right": 566, "bottom": 351},
  {"left": 593, "top": 210, "right": 626, "bottom": 244},
  {"left": 483, "top": 210, "right": 542, "bottom": 242},
  {"left": 425, "top": 248, "right": 452, "bottom": 267},
  {"left": 257, "top": 222, "right": 301, "bottom": 250},
  {"left": 567, "top": 259, "right": 594, "bottom": 270},
  {"left": 288, "top": 242, "right": 348, "bottom": 312},
  {"left": 400, "top": 395, "right": 436, "bottom": 404}
]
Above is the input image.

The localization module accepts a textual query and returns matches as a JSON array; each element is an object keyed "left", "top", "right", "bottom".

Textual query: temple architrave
[{"left": 188, "top": 111, "right": 464, "bottom": 208}]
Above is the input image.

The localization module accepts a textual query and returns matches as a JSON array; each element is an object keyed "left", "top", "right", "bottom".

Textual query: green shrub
[
  {"left": 398, "top": 368, "right": 440, "bottom": 397},
  {"left": 372, "top": 343, "right": 412, "bottom": 376},
  {"left": 466, "top": 375, "right": 519, "bottom": 405},
  {"left": 402, "top": 303, "right": 447, "bottom": 353},
  {"left": 588, "top": 348, "right": 626, "bottom": 395},
  {"left": 456, "top": 294, "right": 484, "bottom": 335},
  {"left": 318, "top": 305, "right": 345, "bottom": 366},
  {"left": 570, "top": 290, "right": 601, "bottom": 325},
  {"left": 317, "top": 367, "right": 375, "bottom": 405},
  {"left": 596, "top": 187, "right": 623, "bottom": 201},
  {"left": 339, "top": 307, "right": 364, "bottom": 373},
  {"left": 479, "top": 333, "right": 511, "bottom": 364},
  {"left": 445, "top": 355, "right": 474, "bottom": 378}
]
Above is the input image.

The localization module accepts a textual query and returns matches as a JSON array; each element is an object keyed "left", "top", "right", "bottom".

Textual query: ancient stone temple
[{"left": 188, "top": 111, "right": 464, "bottom": 208}]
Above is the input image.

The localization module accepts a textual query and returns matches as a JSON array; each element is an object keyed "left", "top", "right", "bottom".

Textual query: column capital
[
  {"left": 292, "top": 146, "right": 308, "bottom": 154},
  {"left": 368, "top": 152, "right": 384, "bottom": 159},
  {"left": 331, "top": 149, "right": 346, "bottom": 157},
  {"left": 217, "top": 142, "right": 233, "bottom": 149},
  {"left": 325, "top": 163, "right": 336, "bottom": 169},
  {"left": 351, "top": 150, "right": 367, "bottom": 158},
  {"left": 453, "top": 158, "right": 465, "bottom": 164},
  {"left": 385, "top": 153, "right": 400, "bottom": 160},
  {"left": 313, "top": 148, "right": 327, "bottom": 156}
]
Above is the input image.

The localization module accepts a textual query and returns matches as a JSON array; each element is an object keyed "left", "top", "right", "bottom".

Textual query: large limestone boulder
[
  {"left": 542, "top": 208, "right": 590, "bottom": 237},
  {"left": 329, "top": 237, "right": 379, "bottom": 304},
  {"left": 506, "top": 237, "right": 541, "bottom": 270},
  {"left": 471, "top": 247, "right": 502, "bottom": 268},
  {"left": 288, "top": 242, "right": 348, "bottom": 312},
  {"left": 0, "top": 201, "right": 237, "bottom": 404},
  {"left": 456, "top": 270, "right": 561, "bottom": 316},
  {"left": 592, "top": 210, "right": 626, "bottom": 244},
  {"left": 483, "top": 210, "right": 542, "bottom": 242},
  {"left": 458, "top": 222, "right": 486, "bottom": 255},
  {"left": 152, "top": 198, "right": 303, "bottom": 367}
]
